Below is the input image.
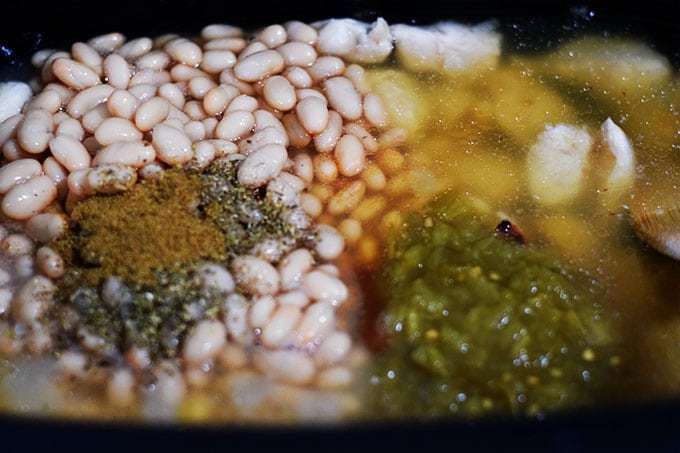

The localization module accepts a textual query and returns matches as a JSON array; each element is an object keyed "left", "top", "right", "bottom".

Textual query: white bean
[
  {"left": 254, "top": 109, "right": 286, "bottom": 135},
  {"left": 1, "top": 176, "right": 56, "bottom": 220},
  {"left": 1, "top": 233, "right": 34, "bottom": 256},
  {"left": 130, "top": 69, "right": 171, "bottom": 87},
  {"left": 135, "top": 50, "right": 171, "bottom": 70},
  {"left": 81, "top": 104, "right": 111, "bottom": 133},
  {"left": 52, "top": 58, "right": 100, "bottom": 90},
  {"left": 315, "top": 225, "right": 345, "bottom": 260},
  {"left": 190, "top": 140, "right": 216, "bottom": 169},
  {"left": 31, "top": 49, "right": 57, "bottom": 68},
  {"left": 165, "top": 38, "right": 203, "bottom": 67},
  {"left": 13, "top": 275, "right": 55, "bottom": 323},
  {"left": 88, "top": 32, "right": 125, "bottom": 54},
  {"left": 224, "top": 293, "right": 250, "bottom": 343},
  {"left": 324, "top": 76, "right": 362, "bottom": 120},
  {"left": 253, "top": 350, "right": 315, "bottom": 385},
  {"left": 282, "top": 114, "right": 311, "bottom": 148},
  {"left": 151, "top": 123, "right": 193, "bottom": 165},
  {"left": 128, "top": 83, "right": 157, "bottom": 102},
  {"left": 72, "top": 42, "right": 103, "bottom": 74},
  {"left": 259, "top": 24, "right": 287, "bottom": 48},
  {"left": 197, "top": 263, "right": 234, "bottom": 293},
  {"left": 344, "top": 122, "right": 378, "bottom": 154},
  {"left": 107, "top": 368, "right": 136, "bottom": 407},
  {"left": 308, "top": 56, "right": 345, "bottom": 82},
  {"left": 66, "top": 85, "right": 114, "bottom": 119},
  {"left": 239, "top": 41, "right": 268, "bottom": 60},
  {"left": 49, "top": 135, "right": 92, "bottom": 171},
  {"left": 17, "top": 110, "right": 53, "bottom": 154},
  {"left": 315, "top": 331, "right": 351, "bottom": 366},
  {"left": 210, "top": 139, "right": 238, "bottom": 157},
  {"left": 107, "top": 89, "right": 140, "bottom": 119},
  {"left": 276, "top": 42, "right": 316, "bottom": 67},
  {"left": 262, "top": 305, "right": 302, "bottom": 347},
  {"left": 135, "top": 96, "right": 170, "bottom": 131},
  {"left": 103, "top": 54, "right": 131, "bottom": 89},
  {"left": 215, "top": 110, "right": 254, "bottom": 141},
  {"left": 237, "top": 143, "right": 287, "bottom": 187},
  {"left": 295, "top": 88, "right": 326, "bottom": 102},
  {"left": 231, "top": 255, "right": 280, "bottom": 295},
  {"left": 296, "top": 96, "right": 329, "bottom": 135},
  {"left": 184, "top": 121, "right": 205, "bottom": 142},
  {"left": 157, "top": 83, "right": 185, "bottom": 110},
  {"left": 204, "top": 37, "right": 246, "bottom": 53},
  {"left": 238, "top": 126, "right": 288, "bottom": 155},
  {"left": 183, "top": 100, "right": 208, "bottom": 120},
  {"left": 117, "top": 37, "right": 153, "bottom": 60},
  {"left": 43, "top": 157, "right": 68, "bottom": 195},
  {"left": 2, "top": 139, "right": 27, "bottom": 162},
  {"left": 234, "top": 50, "right": 284, "bottom": 82},
  {"left": 25, "top": 90, "right": 62, "bottom": 113},
  {"left": 200, "top": 50, "right": 237, "bottom": 74},
  {"left": 296, "top": 300, "right": 336, "bottom": 346},
  {"left": 188, "top": 76, "right": 216, "bottom": 100},
  {"left": 293, "top": 153, "right": 313, "bottom": 184},
  {"left": 227, "top": 95, "right": 258, "bottom": 113},
  {"left": 93, "top": 141, "right": 156, "bottom": 167},
  {"left": 300, "top": 193, "right": 322, "bottom": 218},
  {"left": 202, "top": 117, "right": 218, "bottom": 138},
  {"left": 284, "top": 66, "right": 312, "bottom": 88},
  {"left": 203, "top": 85, "right": 238, "bottom": 116},
  {"left": 334, "top": 134, "right": 366, "bottom": 176},
  {"left": 249, "top": 295, "right": 276, "bottom": 328},
  {"left": 303, "top": 270, "right": 347, "bottom": 305},
  {"left": 267, "top": 171, "right": 304, "bottom": 206},
  {"left": 26, "top": 213, "right": 67, "bottom": 243},
  {"left": 56, "top": 117, "right": 85, "bottom": 141},
  {"left": 219, "top": 68, "right": 255, "bottom": 95},
  {"left": 95, "top": 117, "right": 142, "bottom": 145},
  {"left": 36, "top": 246, "right": 65, "bottom": 278},
  {"left": 316, "top": 366, "right": 352, "bottom": 388},
  {"left": 183, "top": 320, "right": 226, "bottom": 365},
  {"left": 278, "top": 248, "right": 314, "bottom": 290},
  {"left": 201, "top": 24, "right": 242, "bottom": 40},
  {"left": 0, "top": 159, "right": 43, "bottom": 194},
  {"left": 66, "top": 169, "right": 91, "bottom": 197},
  {"left": 345, "top": 63, "right": 370, "bottom": 95},
  {"left": 277, "top": 290, "right": 309, "bottom": 307},
  {"left": 313, "top": 110, "right": 342, "bottom": 153},
  {"left": 285, "top": 21, "right": 318, "bottom": 45},
  {"left": 263, "top": 76, "right": 296, "bottom": 111}
]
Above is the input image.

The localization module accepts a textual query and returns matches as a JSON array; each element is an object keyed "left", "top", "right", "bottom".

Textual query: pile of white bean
[{"left": 0, "top": 19, "right": 412, "bottom": 419}]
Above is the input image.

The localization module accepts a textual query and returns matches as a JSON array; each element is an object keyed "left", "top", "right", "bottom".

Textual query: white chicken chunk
[
  {"left": 600, "top": 118, "right": 636, "bottom": 194},
  {"left": 527, "top": 124, "right": 593, "bottom": 206},
  {"left": 0, "top": 81, "right": 32, "bottom": 122},
  {"left": 391, "top": 22, "right": 501, "bottom": 74},
  {"left": 314, "top": 18, "right": 393, "bottom": 64}
]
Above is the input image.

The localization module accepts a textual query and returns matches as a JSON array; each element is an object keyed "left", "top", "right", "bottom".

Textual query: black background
[{"left": 0, "top": 0, "right": 679, "bottom": 451}]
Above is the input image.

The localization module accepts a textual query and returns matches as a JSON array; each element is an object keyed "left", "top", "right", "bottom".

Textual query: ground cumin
[{"left": 53, "top": 170, "right": 226, "bottom": 287}]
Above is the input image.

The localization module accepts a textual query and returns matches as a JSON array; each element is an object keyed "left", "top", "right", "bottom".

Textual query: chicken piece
[
  {"left": 365, "top": 69, "right": 428, "bottom": 134},
  {"left": 527, "top": 124, "right": 593, "bottom": 206},
  {"left": 599, "top": 118, "right": 635, "bottom": 205},
  {"left": 0, "top": 81, "right": 32, "bottom": 123},
  {"left": 314, "top": 18, "right": 393, "bottom": 64},
  {"left": 391, "top": 21, "right": 501, "bottom": 74}
]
